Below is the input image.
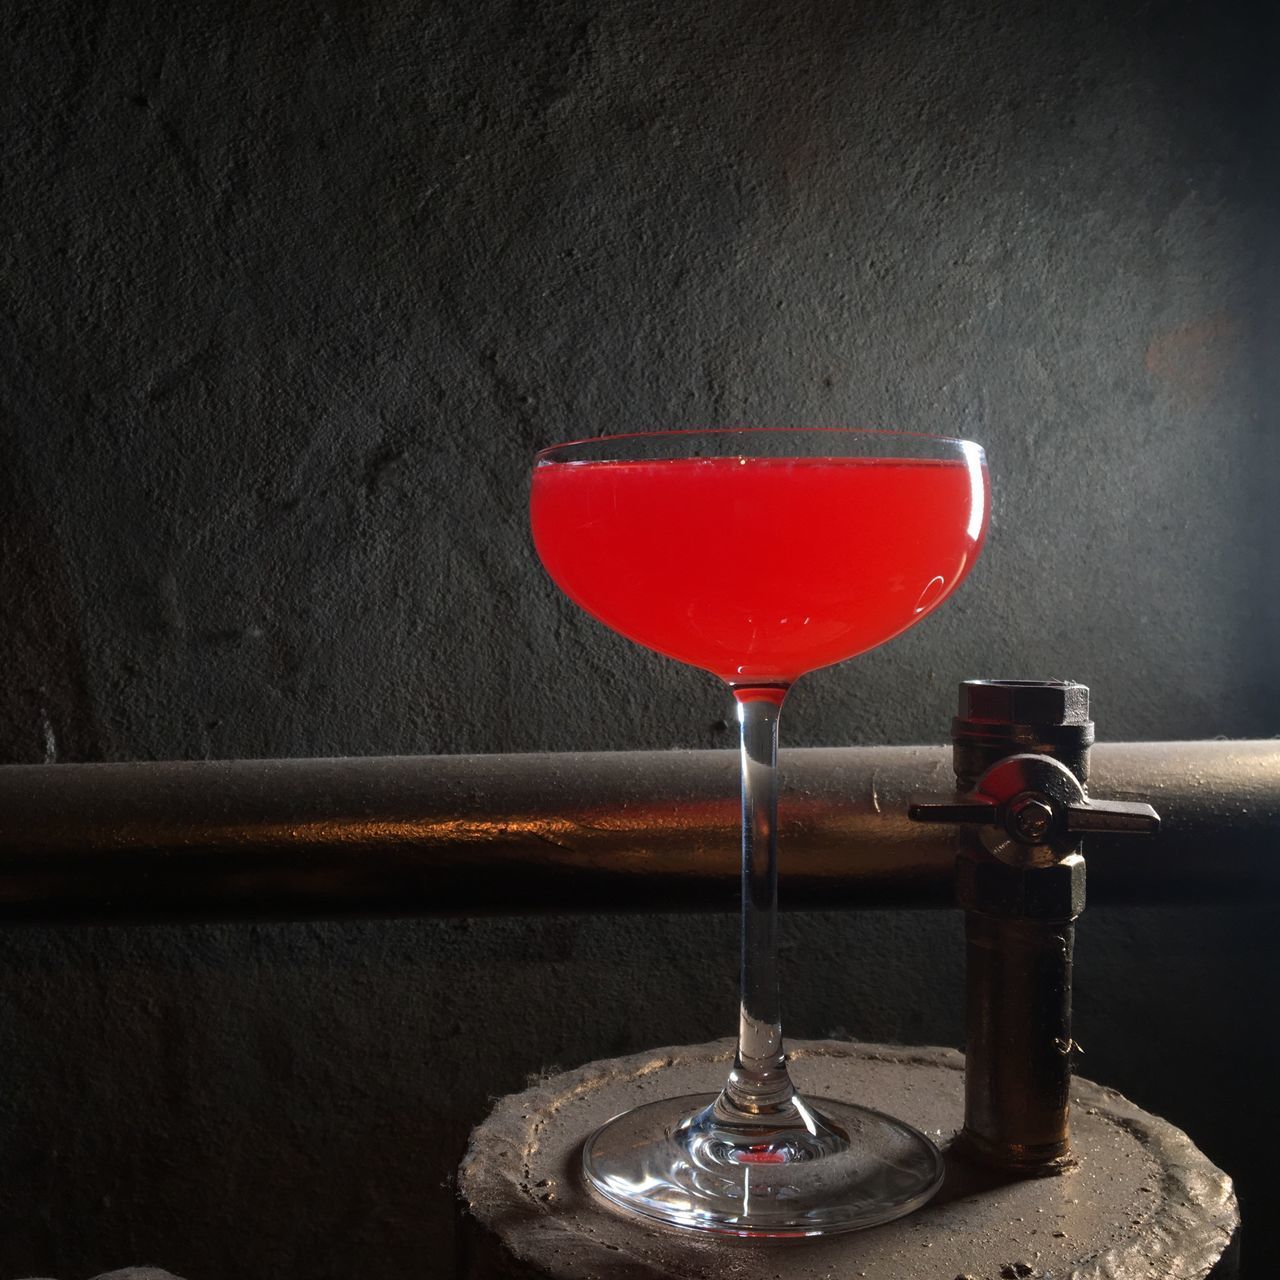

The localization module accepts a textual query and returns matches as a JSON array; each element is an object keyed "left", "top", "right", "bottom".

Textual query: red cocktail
[
  {"left": 533, "top": 455, "right": 986, "bottom": 685},
  {"left": 530, "top": 429, "right": 989, "bottom": 1237}
]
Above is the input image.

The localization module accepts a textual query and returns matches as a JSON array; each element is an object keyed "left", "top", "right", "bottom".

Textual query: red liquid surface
[{"left": 531, "top": 456, "right": 987, "bottom": 685}]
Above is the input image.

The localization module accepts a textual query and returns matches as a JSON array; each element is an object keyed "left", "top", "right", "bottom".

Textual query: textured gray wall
[{"left": 1, "top": 0, "right": 1276, "bottom": 1276}]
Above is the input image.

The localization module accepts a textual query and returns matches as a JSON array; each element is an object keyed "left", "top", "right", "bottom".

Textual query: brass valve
[
  {"left": 904, "top": 679, "right": 1163, "bottom": 1174},
  {"left": 909, "top": 752, "right": 1160, "bottom": 869}
]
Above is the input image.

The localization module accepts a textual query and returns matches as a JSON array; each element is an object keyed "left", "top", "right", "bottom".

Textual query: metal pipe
[
  {"left": 961, "top": 910, "right": 1077, "bottom": 1170},
  {"left": 0, "top": 741, "right": 1274, "bottom": 925}
]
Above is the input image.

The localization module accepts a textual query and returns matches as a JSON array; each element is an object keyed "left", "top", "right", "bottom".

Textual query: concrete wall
[{"left": 1, "top": 0, "right": 1276, "bottom": 1275}]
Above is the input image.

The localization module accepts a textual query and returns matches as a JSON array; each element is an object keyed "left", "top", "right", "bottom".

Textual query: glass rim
[{"left": 534, "top": 426, "right": 984, "bottom": 464}]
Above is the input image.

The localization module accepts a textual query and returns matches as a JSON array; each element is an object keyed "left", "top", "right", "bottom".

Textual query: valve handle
[
  {"left": 909, "top": 753, "right": 1159, "bottom": 867},
  {"left": 1063, "top": 800, "right": 1161, "bottom": 835}
]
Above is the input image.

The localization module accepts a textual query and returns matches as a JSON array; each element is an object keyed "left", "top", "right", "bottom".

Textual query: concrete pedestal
[{"left": 458, "top": 1040, "right": 1238, "bottom": 1280}]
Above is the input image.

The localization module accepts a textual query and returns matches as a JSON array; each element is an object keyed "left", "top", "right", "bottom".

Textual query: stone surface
[
  {"left": 90, "top": 1272, "right": 186, "bottom": 1280},
  {"left": 13, "top": 1271, "right": 184, "bottom": 1280},
  {"left": 459, "top": 1041, "right": 1239, "bottom": 1280},
  {"left": 0, "top": 0, "right": 1276, "bottom": 1277}
]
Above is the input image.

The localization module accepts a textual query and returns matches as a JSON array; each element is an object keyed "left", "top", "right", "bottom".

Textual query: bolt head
[{"left": 1009, "top": 796, "right": 1055, "bottom": 843}]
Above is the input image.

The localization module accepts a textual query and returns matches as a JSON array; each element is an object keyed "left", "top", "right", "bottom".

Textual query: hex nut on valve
[
  {"left": 1008, "top": 795, "right": 1055, "bottom": 843},
  {"left": 956, "top": 850, "right": 1086, "bottom": 920},
  {"left": 959, "top": 680, "right": 1092, "bottom": 728}
]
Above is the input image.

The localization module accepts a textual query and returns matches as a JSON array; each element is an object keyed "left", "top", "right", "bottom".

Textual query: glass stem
[{"left": 725, "top": 687, "right": 796, "bottom": 1114}]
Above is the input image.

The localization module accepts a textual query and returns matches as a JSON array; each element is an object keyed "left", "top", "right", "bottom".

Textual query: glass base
[{"left": 582, "top": 1090, "right": 944, "bottom": 1238}]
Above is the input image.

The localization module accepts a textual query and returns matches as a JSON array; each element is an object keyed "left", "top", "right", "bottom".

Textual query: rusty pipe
[{"left": 0, "top": 741, "right": 1274, "bottom": 925}]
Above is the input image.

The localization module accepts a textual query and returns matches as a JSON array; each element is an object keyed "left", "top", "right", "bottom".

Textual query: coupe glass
[{"left": 530, "top": 428, "right": 989, "bottom": 1236}]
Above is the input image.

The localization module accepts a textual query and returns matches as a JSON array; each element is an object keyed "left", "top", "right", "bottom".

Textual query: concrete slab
[{"left": 459, "top": 1040, "right": 1237, "bottom": 1280}]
